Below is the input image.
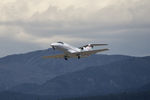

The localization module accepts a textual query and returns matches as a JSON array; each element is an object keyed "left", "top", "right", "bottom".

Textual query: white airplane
[{"left": 43, "top": 42, "right": 109, "bottom": 60}]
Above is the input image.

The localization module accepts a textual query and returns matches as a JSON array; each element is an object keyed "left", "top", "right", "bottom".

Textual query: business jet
[{"left": 43, "top": 42, "right": 109, "bottom": 60}]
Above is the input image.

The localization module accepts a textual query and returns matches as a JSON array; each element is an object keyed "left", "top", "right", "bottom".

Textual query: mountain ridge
[
  {"left": 7, "top": 55, "right": 150, "bottom": 97},
  {"left": 0, "top": 49, "right": 150, "bottom": 99},
  {"left": 0, "top": 49, "right": 131, "bottom": 91}
]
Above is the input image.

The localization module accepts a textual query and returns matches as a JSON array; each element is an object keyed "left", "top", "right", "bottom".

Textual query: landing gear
[
  {"left": 78, "top": 55, "right": 80, "bottom": 59},
  {"left": 64, "top": 56, "right": 68, "bottom": 60},
  {"left": 77, "top": 54, "right": 81, "bottom": 59},
  {"left": 80, "top": 47, "right": 84, "bottom": 50},
  {"left": 52, "top": 46, "right": 55, "bottom": 50}
]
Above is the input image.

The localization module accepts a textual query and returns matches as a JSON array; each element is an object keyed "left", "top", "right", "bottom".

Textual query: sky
[{"left": 0, "top": 0, "right": 150, "bottom": 57}]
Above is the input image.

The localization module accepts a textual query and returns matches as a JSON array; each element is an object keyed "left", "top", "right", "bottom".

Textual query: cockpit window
[{"left": 57, "top": 42, "right": 64, "bottom": 44}]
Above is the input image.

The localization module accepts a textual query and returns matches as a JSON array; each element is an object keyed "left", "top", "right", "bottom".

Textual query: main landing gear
[
  {"left": 77, "top": 54, "right": 80, "bottom": 59},
  {"left": 64, "top": 55, "right": 81, "bottom": 60},
  {"left": 77, "top": 55, "right": 80, "bottom": 59},
  {"left": 64, "top": 56, "right": 68, "bottom": 60}
]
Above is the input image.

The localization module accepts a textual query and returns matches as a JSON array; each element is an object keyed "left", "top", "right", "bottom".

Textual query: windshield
[{"left": 57, "top": 42, "right": 64, "bottom": 44}]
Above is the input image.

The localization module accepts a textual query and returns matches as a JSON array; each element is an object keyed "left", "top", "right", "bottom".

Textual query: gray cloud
[{"left": 0, "top": 0, "right": 150, "bottom": 57}]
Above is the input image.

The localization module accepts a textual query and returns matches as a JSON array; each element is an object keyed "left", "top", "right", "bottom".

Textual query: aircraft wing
[
  {"left": 79, "top": 44, "right": 108, "bottom": 48},
  {"left": 43, "top": 54, "right": 65, "bottom": 58},
  {"left": 43, "top": 48, "right": 109, "bottom": 59},
  {"left": 75, "top": 48, "right": 109, "bottom": 56},
  {"left": 43, "top": 54, "right": 80, "bottom": 59}
]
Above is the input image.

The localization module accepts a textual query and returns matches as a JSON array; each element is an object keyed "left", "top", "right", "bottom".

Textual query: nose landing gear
[{"left": 52, "top": 46, "right": 55, "bottom": 50}]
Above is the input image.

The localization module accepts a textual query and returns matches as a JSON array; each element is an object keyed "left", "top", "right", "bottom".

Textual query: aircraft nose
[
  {"left": 50, "top": 43, "right": 58, "bottom": 50},
  {"left": 50, "top": 43, "right": 54, "bottom": 46},
  {"left": 51, "top": 43, "right": 59, "bottom": 49},
  {"left": 51, "top": 43, "right": 58, "bottom": 46}
]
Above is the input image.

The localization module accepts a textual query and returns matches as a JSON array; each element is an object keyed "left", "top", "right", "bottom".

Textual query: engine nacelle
[{"left": 81, "top": 44, "right": 93, "bottom": 51}]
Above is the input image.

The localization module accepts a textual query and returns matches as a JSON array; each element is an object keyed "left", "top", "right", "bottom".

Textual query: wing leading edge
[
  {"left": 43, "top": 48, "right": 109, "bottom": 59},
  {"left": 43, "top": 54, "right": 65, "bottom": 58}
]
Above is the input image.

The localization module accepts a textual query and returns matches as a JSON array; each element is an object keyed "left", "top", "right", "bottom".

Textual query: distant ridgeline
[{"left": 0, "top": 49, "right": 150, "bottom": 100}]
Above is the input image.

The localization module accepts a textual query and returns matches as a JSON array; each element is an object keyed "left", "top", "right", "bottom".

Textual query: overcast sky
[{"left": 0, "top": 0, "right": 150, "bottom": 57}]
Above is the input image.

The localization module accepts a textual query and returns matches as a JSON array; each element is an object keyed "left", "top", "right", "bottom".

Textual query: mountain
[
  {"left": 0, "top": 49, "right": 150, "bottom": 99},
  {"left": 26, "top": 56, "right": 150, "bottom": 97},
  {"left": 0, "top": 91, "right": 56, "bottom": 100},
  {"left": 0, "top": 49, "right": 129, "bottom": 91},
  {"left": 136, "top": 83, "right": 150, "bottom": 92},
  {"left": 9, "top": 56, "right": 150, "bottom": 97},
  {"left": 1, "top": 89, "right": 150, "bottom": 100},
  {"left": 62, "top": 90, "right": 150, "bottom": 100}
]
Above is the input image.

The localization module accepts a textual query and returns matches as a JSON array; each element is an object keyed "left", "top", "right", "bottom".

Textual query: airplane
[{"left": 43, "top": 42, "right": 109, "bottom": 60}]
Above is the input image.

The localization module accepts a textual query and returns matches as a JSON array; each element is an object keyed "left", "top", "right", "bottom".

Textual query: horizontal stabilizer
[
  {"left": 79, "top": 44, "right": 108, "bottom": 49},
  {"left": 90, "top": 44, "right": 108, "bottom": 46}
]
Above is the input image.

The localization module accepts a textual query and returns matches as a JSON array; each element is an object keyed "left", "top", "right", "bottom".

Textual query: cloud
[{"left": 0, "top": 0, "right": 150, "bottom": 57}]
